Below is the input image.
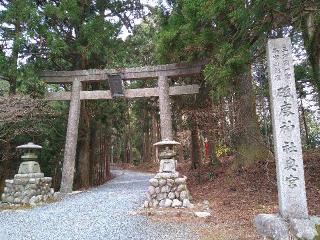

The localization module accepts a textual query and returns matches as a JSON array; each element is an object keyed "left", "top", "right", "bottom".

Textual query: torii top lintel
[{"left": 40, "top": 62, "right": 205, "bottom": 83}]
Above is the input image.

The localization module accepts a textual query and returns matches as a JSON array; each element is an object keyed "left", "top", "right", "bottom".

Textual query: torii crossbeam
[{"left": 41, "top": 62, "right": 203, "bottom": 193}]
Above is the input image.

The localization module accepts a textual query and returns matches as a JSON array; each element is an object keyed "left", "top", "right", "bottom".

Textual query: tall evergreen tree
[
  {"left": 0, "top": 0, "right": 39, "bottom": 94},
  {"left": 33, "top": 0, "right": 144, "bottom": 188},
  {"left": 155, "top": 0, "right": 273, "bottom": 166}
]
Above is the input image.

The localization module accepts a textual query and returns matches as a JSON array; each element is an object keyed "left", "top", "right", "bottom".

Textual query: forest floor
[{"left": 117, "top": 149, "right": 320, "bottom": 240}]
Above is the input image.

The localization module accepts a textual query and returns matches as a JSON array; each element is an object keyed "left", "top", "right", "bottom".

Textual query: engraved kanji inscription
[
  {"left": 267, "top": 38, "right": 309, "bottom": 218},
  {"left": 282, "top": 46, "right": 289, "bottom": 58},
  {"left": 283, "top": 60, "right": 290, "bottom": 66},
  {"left": 282, "top": 141, "right": 298, "bottom": 153},
  {"left": 280, "top": 101, "right": 294, "bottom": 117},
  {"left": 277, "top": 86, "right": 293, "bottom": 99},
  {"left": 273, "top": 61, "right": 280, "bottom": 67},
  {"left": 284, "top": 72, "right": 292, "bottom": 80},
  {"left": 275, "top": 68, "right": 281, "bottom": 74},
  {"left": 272, "top": 48, "right": 280, "bottom": 60},
  {"left": 285, "top": 157, "right": 298, "bottom": 171},
  {"left": 280, "top": 120, "right": 295, "bottom": 133},
  {"left": 285, "top": 174, "right": 299, "bottom": 188},
  {"left": 274, "top": 75, "right": 281, "bottom": 81},
  {"left": 284, "top": 66, "right": 290, "bottom": 72}
]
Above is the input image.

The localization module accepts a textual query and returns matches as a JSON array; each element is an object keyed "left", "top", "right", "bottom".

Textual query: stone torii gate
[{"left": 40, "top": 63, "right": 203, "bottom": 193}]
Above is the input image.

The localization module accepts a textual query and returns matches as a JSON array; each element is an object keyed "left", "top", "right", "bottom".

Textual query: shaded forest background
[{"left": 0, "top": 0, "right": 319, "bottom": 194}]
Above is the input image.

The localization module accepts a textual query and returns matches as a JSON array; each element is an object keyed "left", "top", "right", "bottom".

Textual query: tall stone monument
[{"left": 254, "top": 38, "right": 318, "bottom": 239}]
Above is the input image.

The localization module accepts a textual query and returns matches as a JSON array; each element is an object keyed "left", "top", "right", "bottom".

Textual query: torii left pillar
[{"left": 60, "top": 79, "right": 81, "bottom": 193}]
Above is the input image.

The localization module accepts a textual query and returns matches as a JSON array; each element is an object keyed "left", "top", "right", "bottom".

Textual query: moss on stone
[
  {"left": 315, "top": 225, "right": 320, "bottom": 240},
  {"left": 234, "top": 143, "right": 272, "bottom": 168}
]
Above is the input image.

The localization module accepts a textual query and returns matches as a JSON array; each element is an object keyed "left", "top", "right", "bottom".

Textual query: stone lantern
[
  {"left": 1, "top": 142, "right": 54, "bottom": 205},
  {"left": 143, "top": 139, "right": 192, "bottom": 209},
  {"left": 16, "top": 142, "right": 42, "bottom": 174},
  {"left": 153, "top": 139, "right": 180, "bottom": 176}
]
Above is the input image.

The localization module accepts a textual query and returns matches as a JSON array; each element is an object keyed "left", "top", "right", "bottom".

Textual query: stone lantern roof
[
  {"left": 153, "top": 139, "right": 180, "bottom": 146},
  {"left": 16, "top": 142, "right": 42, "bottom": 149}
]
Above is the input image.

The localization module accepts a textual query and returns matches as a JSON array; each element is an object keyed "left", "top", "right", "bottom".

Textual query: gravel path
[{"left": 0, "top": 170, "right": 200, "bottom": 240}]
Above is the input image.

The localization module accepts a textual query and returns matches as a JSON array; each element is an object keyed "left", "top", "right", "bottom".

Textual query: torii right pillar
[
  {"left": 254, "top": 38, "right": 319, "bottom": 240},
  {"left": 158, "top": 75, "right": 173, "bottom": 141}
]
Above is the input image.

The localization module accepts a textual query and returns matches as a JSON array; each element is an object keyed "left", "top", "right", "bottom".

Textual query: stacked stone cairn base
[
  {"left": 144, "top": 172, "right": 192, "bottom": 208},
  {"left": 144, "top": 140, "right": 193, "bottom": 209},
  {"left": 1, "top": 173, "right": 54, "bottom": 206}
]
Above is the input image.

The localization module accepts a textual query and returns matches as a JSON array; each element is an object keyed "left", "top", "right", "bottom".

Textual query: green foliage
[
  {"left": 0, "top": 0, "right": 149, "bottom": 189},
  {"left": 36, "top": 0, "right": 143, "bottom": 70},
  {"left": 295, "top": 64, "right": 312, "bottom": 84},
  {"left": 0, "top": 80, "right": 9, "bottom": 96},
  {"left": 216, "top": 143, "right": 231, "bottom": 157},
  {"left": 131, "top": 147, "right": 141, "bottom": 164},
  {"left": 300, "top": 111, "right": 320, "bottom": 149},
  {"left": 0, "top": 1, "right": 40, "bottom": 93},
  {"left": 207, "top": 171, "right": 215, "bottom": 181},
  {"left": 0, "top": 0, "right": 318, "bottom": 189},
  {"left": 124, "top": 20, "right": 159, "bottom": 66},
  {"left": 0, "top": 98, "right": 67, "bottom": 182},
  {"left": 156, "top": 0, "right": 320, "bottom": 102},
  {"left": 155, "top": 0, "right": 258, "bottom": 101},
  {"left": 18, "top": 64, "right": 47, "bottom": 98}
]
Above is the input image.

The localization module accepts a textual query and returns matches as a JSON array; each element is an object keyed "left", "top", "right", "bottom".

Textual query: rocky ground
[{"left": 0, "top": 170, "right": 205, "bottom": 240}]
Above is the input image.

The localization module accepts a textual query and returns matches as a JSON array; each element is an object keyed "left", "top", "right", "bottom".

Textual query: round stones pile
[
  {"left": 143, "top": 174, "right": 193, "bottom": 208},
  {"left": 1, "top": 173, "right": 54, "bottom": 206}
]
